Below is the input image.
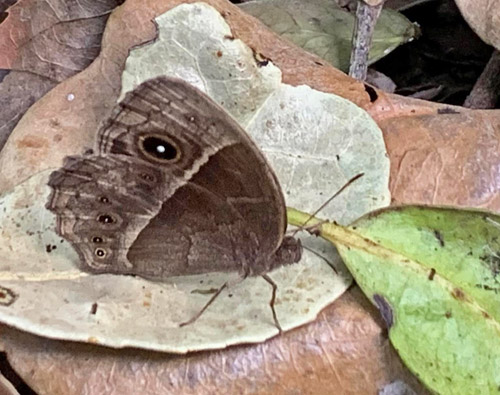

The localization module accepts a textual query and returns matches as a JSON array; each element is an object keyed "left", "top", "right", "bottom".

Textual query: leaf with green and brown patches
[
  {"left": 239, "top": 0, "right": 417, "bottom": 72},
  {"left": 289, "top": 206, "right": 500, "bottom": 394}
]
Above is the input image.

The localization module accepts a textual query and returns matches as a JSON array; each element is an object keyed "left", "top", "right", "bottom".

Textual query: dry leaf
[
  {"left": 239, "top": 0, "right": 416, "bottom": 72},
  {"left": 0, "top": 0, "right": 124, "bottom": 150},
  {"left": 0, "top": 287, "right": 428, "bottom": 395},
  {"left": 0, "top": 71, "right": 55, "bottom": 150},
  {"left": 0, "top": 0, "right": 122, "bottom": 78},
  {"left": 0, "top": 2, "right": 391, "bottom": 353},
  {"left": 0, "top": 0, "right": 368, "bottom": 195},
  {"left": 371, "top": 99, "right": 500, "bottom": 210},
  {"left": 454, "top": 0, "right": 500, "bottom": 50},
  {"left": 121, "top": 3, "right": 390, "bottom": 223}
]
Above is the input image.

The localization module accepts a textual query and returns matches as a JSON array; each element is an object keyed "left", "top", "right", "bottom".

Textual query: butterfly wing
[
  {"left": 47, "top": 155, "right": 166, "bottom": 274},
  {"left": 47, "top": 77, "right": 293, "bottom": 279}
]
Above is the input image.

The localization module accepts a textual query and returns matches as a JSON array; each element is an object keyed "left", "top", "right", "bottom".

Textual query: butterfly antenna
[
  {"left": 302, "top": 245, "right": 338, "bottom": 274},
  {"left": 290, "top": 172, "right": 364, "bottom": 236}
]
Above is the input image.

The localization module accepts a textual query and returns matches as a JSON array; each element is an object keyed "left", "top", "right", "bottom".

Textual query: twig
[{"left": 349, "top": 1, "right": 384, "bottom": 80}]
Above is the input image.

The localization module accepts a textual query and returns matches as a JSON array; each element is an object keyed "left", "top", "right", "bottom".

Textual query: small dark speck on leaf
[
  {"left": 475, "top": 283, "right": 500, "bottom": 293},
  {"left": 373, "top": 294, "right": 393, "bottom": 328},
  {"left": 452, "top": 288, "right": 465, "bottom": 300},
  {"left": 216, "top": 50, "right": 223, "bottom": 57},
  {"left": 336, "top": 154, "right": 340, "bottom": 160},
  {"left": 253, "top": 52, "right": 270, "bottom": 67},
  {"left": 437, "top": 107, "right": 460, "bottom": 114},
  {"left": 445, "top": 311, "right": 452, "bottom": 318},
  {"left": 191, "top": 288, "right": 219, "bottom": 295},
  {"left": 364, "top": 84, "right": 378, "bottom": 103},
  {"left": 314, "top": 60, "right": 323, "bottom": 66},
  {"left": 433, "top": 230, "right": 445, "bottom": 247},
  {"left": 90, "top": 303, "right": 98, "bottom": 315},
  {"left": 428, "top": 268, "right": 436, "bottom": 280},
  {"left": 481, "top": 250, "right": 500, "bottom": 278},
  {"left": 46, "top": 244, "right": 57, "bottom": 253},
  {"left": 0, "top": 287, "right": 17, "bottom": 306}
]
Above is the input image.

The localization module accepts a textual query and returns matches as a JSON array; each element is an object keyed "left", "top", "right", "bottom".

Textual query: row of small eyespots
[{"left": 93, "top": 196, "right": 115, "bottom": 259}]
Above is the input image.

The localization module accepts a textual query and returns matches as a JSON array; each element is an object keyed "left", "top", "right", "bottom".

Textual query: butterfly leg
[
  {"left": 180, "top": 274, "right": 252, "bottom": 328},
  {"left": 179, "top": 281, "right": 228, "bottom": 327},
  {"left": 261, "top": 274, "right": 282, "bottom": 334}
]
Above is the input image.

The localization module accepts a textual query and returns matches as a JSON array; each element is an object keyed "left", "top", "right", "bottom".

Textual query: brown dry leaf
[
  {"left": 0, "top": 71, "right": 54, "bottom": 150},
  {"left": 367, "top": 94, "right": 500, "bottom": 210},
  {"left": 454, "top": 0, "right": 500, "bottom": 50},
  {"left": 0, "top": 0, "right": 124, "bottom": 150},
  {"left": 0, "top": 0, "right": 390, "bottom": 359},
  {"left": 1, "top": 287, "right": 428, "bottom": 395},
  {"left": 0, "top": 371, "right": 19, "bottom": 395}
]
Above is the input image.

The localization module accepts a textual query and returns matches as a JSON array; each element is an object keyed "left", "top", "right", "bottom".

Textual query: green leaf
[
  {"left": 288, "top": 206, "right": 500, "bottom": 394},
  {"left": 239, "top": 0, "right": 417, "bottom": 71}
]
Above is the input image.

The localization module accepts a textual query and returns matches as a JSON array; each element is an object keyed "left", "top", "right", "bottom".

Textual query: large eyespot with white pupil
[{"left": 139, "top": 134, "right": 180, "bottom": 163}]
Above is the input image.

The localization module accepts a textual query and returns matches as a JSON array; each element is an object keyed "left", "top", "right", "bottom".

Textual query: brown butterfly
[{"left": 46, "top": 77, "right": 302, "bottom": 295}]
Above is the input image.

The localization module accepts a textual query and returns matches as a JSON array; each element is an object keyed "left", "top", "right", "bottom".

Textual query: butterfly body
[{"left": 47, "top": 77, "right": 301, "bottom": 281}]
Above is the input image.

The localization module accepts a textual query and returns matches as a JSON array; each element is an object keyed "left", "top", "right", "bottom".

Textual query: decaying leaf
[
  {"left": 0, "top": 288, "right": 429, "bottom": 395},
  {"left": 0, "top": 3, "right": 389, "bottom": 353},
  {"left": 455, "top": 0, "right": 500, "bottom": 50},
  {"left": 0, "top": 71, "right": 55, "bottom": 150},
  {"left": 376, "top": 107, "right": 500, "bottom": 210},
  {"left": 289, "top": 205, "right": 500, "bottom": 394},
  {"left": 121, "top": 3, "right": 390, "bottom": 223},
  {"left": 0, "top": 0, "right": 366, "bottom": 196},
  {"left": 0, "top": 371, "right": 19, "bottom": 395},
  {"left": 0, "top": 0, "right": 124, "bottom": 151},
  {"left": 0, "top": 0, "right": 121, "bottom": 78},
  {"left": 239, "top": 0, "right": 417, "bottom": 72}
]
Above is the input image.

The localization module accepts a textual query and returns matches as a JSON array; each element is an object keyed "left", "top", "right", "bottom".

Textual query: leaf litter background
[
  {"left": 0, "top": 0, "right": 499, "bottom": 394},
  {"left": 0, "top": 2, "right": 392, "bottom": 353}
]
